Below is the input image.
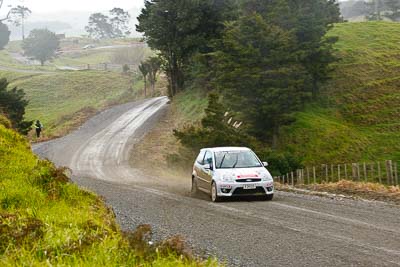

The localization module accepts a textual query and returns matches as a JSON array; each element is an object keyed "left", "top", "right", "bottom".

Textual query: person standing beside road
[{"left": 35, "top": 120, "right": 43, "bottom": 138}]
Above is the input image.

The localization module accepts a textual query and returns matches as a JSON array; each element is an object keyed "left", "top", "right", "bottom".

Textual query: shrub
[{"left": 0, "top": 114, "right": 11, "bottom": 128}]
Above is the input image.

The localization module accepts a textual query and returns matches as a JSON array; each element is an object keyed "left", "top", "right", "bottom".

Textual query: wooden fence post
[
  {"left": 394, "top": 162, "right": 398, "bottom": 186},
  {"left": 357, "top": 163, "right": 361, "bottom": 181},
  {"left": 390, "top": 160, "right": 394, "bottom": 185},
  {"left": 291, "top": 172, "right": 294, "bottom": 187},
  {"left": 331, "top": 164, "right": 334, "bottom": 182},
  {"left": 325, "top": 164, "right": 328, "bottom": 183},
  {"left": 299, "top": 169, "right": 303, "bottom": 185},
  {"left": 313, "top": 166, "right": 316, "bottom": 184},
  {"left": 345, "top": 164, "right": 348, "bottom": 180},
  {"left": 338, "top": 164, "right": 341, "bottom": 181},
  {"left": 363, "top": 162, "right": 367, "bottom": 182},
  {"left": 370, "top": 163, "right": 375, "bottom": 182},
  {"left": 306, "top": 168, "right": 310, "bottom": 185},
  {"left": 386, "top": 160, "right": 393, "bottom": 185},
  {"left": 352, "top": 163, "right": 357, "bottom": 180},
  {"left": 378, "top": 162, "right": 382, "bottom": 184}
]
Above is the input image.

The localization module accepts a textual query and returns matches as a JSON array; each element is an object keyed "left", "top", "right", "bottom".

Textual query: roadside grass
[
  {"left": 276, "top": 180, "right": 400, "bottom": 204},
  {"left": 0, "top": 123, "right": 217, "bottom": 266},
  {"left": 130, "top": 88, "right": 208, "bottom": 176},
  {"left": 0, "top": 70, "right": 146, "bottom": 139},
  {"left": 279, "top": 21, "right": 400, "bottom": 165}
]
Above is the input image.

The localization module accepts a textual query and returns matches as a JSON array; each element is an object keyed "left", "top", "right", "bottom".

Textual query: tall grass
[{"left": 0, "top": 125, "right": 216, "bottom": 266}]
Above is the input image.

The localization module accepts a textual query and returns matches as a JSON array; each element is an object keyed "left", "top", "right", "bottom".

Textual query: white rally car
[{"left": 192, "top": 147, "right": 274, "bottom": 202}]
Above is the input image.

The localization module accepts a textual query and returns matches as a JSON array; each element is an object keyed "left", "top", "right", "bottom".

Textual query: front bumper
[{"left": 216, "top": 181, "right": 274, "bottom": 197}]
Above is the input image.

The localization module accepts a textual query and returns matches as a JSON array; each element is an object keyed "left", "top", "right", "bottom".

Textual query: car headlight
[
  {"left": 261, "top": 175, "right": 273, "bottom": 182},
  {"left": 222, "top": 174, "right": 235, "bottom": 182}
]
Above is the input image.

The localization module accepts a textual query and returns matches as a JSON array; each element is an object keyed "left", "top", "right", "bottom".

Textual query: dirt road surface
[{"left": 34, "top": 97, "right": 400, "bottom": 267}]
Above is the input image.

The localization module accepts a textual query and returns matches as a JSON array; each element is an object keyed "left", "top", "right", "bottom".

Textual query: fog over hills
[
  {"left": 7, "top": 7, "right": 142, "bottom": 40},
  {"left": 6, "top": 1, "right": 362, "bottom": 40}
]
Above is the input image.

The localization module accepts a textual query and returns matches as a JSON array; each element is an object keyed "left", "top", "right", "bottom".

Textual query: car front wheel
[
  {"left": 211, "top": 182, "right": 221, "bottom": 202},
  {"left": 191, "top": 177, "right": 199, "bottom": 196},
  {"left": 263, "top": 194, "right": 274, "bottom": 201}
]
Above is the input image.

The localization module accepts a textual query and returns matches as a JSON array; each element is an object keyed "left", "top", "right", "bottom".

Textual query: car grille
[
  {"left": 236, "top": 178, "right": 262, "bottom": 183},
  {"left": 233, "top": 187, "right": 266, "bottom": 196}
]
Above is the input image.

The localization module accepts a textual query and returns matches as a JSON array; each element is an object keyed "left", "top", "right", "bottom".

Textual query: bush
[
  {"left": 0, "top": 114, "right": 11, "bottom": 128},
  {"left": 0, "top": 78, "right": 32, "bottom": 135},
  {"left": 173, "top": 92, "right": 303, "bottom": 175},
  {"left": 174, "top": 93, "right": 256, "bottom": 151}
]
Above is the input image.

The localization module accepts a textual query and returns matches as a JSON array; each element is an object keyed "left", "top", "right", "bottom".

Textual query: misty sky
[{"left": 2, "top": 0, "right": 144, "bottom": 13}]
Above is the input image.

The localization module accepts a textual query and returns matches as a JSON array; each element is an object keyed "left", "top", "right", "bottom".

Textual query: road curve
[{"left": 34, "top": 98, "right": 400, "bottom": 267}]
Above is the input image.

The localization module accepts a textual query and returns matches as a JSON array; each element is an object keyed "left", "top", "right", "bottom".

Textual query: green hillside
[
  {"left": 159, "top": 22, "right": 400, "bottom": 168},
  {"left": 0, "top": 70, "right": 143, "bottom": 139},
  {"left": 0, "top": 118, "right": 212, "bottom": 266},
  {"left": 279, "top": 22, "right": 400, "bottom": 165}
]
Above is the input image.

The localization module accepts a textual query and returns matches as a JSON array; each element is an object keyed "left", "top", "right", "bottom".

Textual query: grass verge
[
  {"left": 0, "top": 119, "right": 216, "bottom": 266},
  {"left": 276, "top": 180, "right": 400, "bottom": 204},
  {"left": 130, "top": 88, "right": 208, "bottom": 177}
]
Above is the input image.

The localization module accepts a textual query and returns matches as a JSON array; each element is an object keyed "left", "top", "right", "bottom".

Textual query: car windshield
[{"left": 214, "top": 151, "right": 262, "bottom": 169}]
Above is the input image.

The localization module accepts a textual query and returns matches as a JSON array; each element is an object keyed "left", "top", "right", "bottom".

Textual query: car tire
[
  {"left": 211, "top": 182, "right": 221, "bottom": 202},
  {"left": 263, "top": 194, "right": 274, "bottom": 201},
  {"left": 191, "top": 177, "right": 199, "bottom": 196}
]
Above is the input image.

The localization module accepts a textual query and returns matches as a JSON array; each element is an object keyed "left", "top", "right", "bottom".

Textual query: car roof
[{"left": 201, "top": 147, "right": 251, "bottom": 152}]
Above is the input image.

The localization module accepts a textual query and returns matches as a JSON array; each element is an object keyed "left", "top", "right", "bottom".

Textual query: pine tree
[
  {"left": 136, "top": 0, "right": 237, "bottom": 96},
  {"left": 241, "top": 0, "right": 341, "bottom": 99},
  {"left": 211, "top": 14, "right": 309, "bottom": 145},
  {"left": 0, "top": 22, "right": 10, "bottom": 50},
  {"left": 0, "top": 78, "right": 32, "bottom": 135},
  {"left": 174, "top": 93, "right": 254, "bottom": 152}
]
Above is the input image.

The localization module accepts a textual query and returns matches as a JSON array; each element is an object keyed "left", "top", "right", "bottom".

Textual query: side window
[
  {"left": 204, "top": 151, "right": 213, "bottom": 167},
  {"left": 196, "top": 151, "right": 206, "bottom": 165}
]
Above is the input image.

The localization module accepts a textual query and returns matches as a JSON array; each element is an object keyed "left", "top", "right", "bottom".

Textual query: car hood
[{"left": 214, "top": 167, "right": 273, "bottom": 180}]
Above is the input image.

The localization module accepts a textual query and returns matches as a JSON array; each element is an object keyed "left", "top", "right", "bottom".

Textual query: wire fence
[
  {"left": 56, "top": 63, "right": 139, "bottom": 73},
  {"left": 275, "top": 160, "right": 399, "bottom": 186}
]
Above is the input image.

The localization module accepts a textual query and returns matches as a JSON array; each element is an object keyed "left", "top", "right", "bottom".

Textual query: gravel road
[{"left": 34, "top": 97, "right": 400, "bottom": 267}]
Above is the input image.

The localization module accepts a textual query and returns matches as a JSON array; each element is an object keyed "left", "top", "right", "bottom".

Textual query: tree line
[
  {"left": 137, "top": 0, "right": 342, "bottom": 174},
  {"left": 0, "top": 1, "right": 32, "bottom": 49}
]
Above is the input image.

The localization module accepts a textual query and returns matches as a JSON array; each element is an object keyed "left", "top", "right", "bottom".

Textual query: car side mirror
[
  {"left": 263, "top": 162, "right": 269, "bottom": 167},
  {"left": 204, "top": 163, "right": 211, "bottom": 170}
]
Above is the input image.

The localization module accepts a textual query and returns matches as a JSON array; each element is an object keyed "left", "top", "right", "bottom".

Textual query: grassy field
[
  {"left": 53, "top": 50, "right": 115, "bottom": 66},
  {"left": 0, "top": 70, "right": 145, "bottom": 139},
  {"left": 1, "top": 39, "right": 150, "bottom": 71},
  {"left": 279, "top": 21, "right": 400, "bottom": 165},
  {"left": 0, "top": 118, "right": 215, "bottom": 266}
]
